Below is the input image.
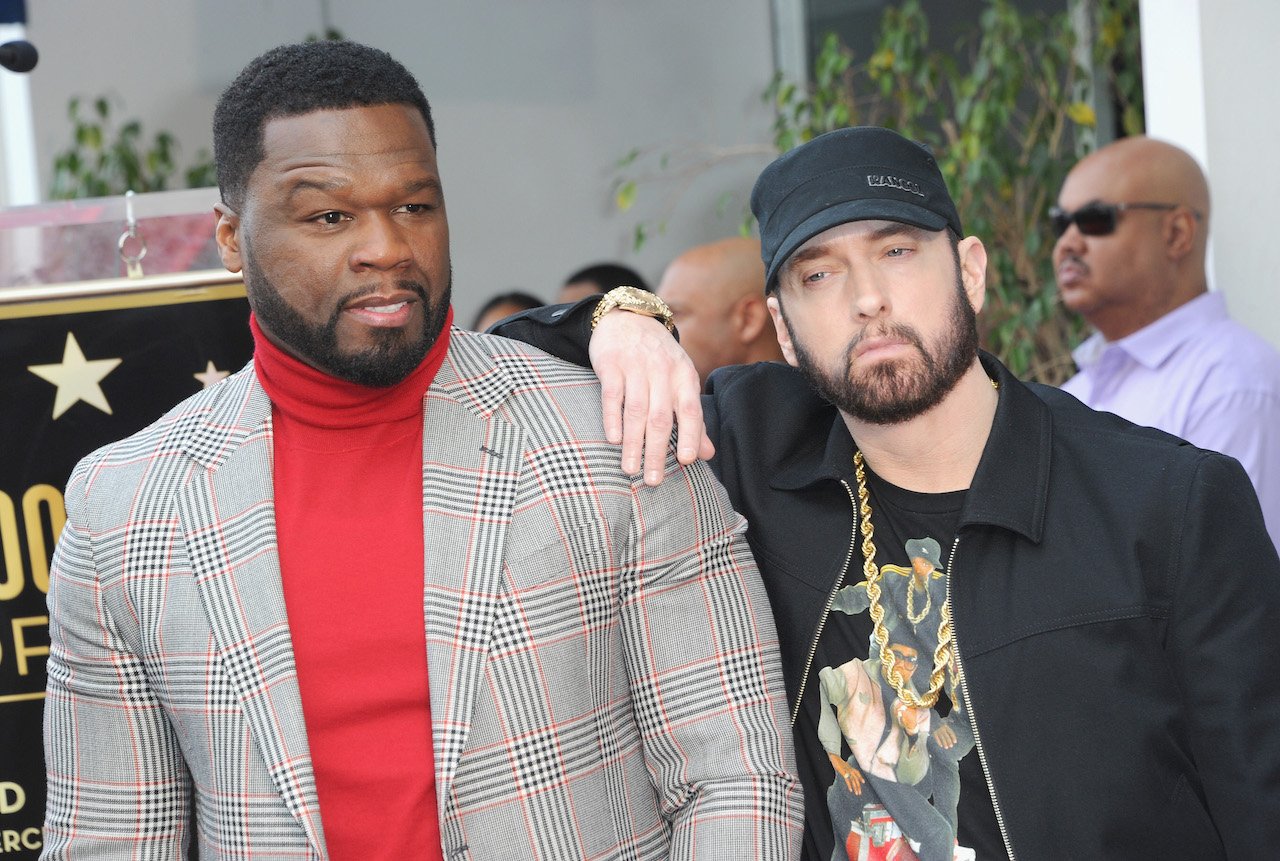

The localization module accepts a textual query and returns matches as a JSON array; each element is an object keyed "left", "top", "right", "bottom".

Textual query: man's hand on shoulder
[{"left": 590, "top": 310, "right": 713, "bottom": 486}]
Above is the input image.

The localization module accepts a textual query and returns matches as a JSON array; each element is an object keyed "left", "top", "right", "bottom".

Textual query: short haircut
[
  {"left": 213, "top": 41, "right": 436, "bottom": 211},
  {"left": 471, "top": 291, "right": 545, "bottom": 329},
  {"left": 564, "top": 263, "right": 651, "bottom": 294}
]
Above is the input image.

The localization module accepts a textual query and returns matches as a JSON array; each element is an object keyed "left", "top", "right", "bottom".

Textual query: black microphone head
[{"left": 0, "top": 40, "right": 38, "bottom": 73}]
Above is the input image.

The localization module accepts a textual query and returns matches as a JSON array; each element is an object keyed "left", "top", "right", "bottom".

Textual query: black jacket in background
[{"left": 494, "top": 302, "right": 1280, "bottom": 860}]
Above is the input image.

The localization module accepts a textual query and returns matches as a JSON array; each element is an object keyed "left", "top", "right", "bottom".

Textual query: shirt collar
[{"left": 1072, "top": 291, "right": 1226, "bottom": 371}]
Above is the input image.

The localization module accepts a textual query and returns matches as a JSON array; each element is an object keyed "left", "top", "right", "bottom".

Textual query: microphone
[{"left": 0, "top": 41, "right": 38, "bottom": 73}]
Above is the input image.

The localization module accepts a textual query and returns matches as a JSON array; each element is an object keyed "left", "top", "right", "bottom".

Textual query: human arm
[
  {"left": 492, "top": 299, "right": 711, "bottom": 486},
  {"left": 830, "top": 582, "right": 870, "bottom": 616},
  {"left": 619, "top": 460, "right": 802, "bottom": 858},
  {"left": 1165, "top": 452, "right": 1280, "bottom": 856},
  {"left": 894, "top": 702, "right": 930, "bottom": 785},
  {"left": 818, "top": 666, "right": 865, "bottom": 795},
  {"left": 932, "top": 681, "right": 975, "bottom": 755},
  {"left": 828, "top": 753, "right": 865, "bottom": 795},
  {"left": 42, "top": 464, "right": 192, "bottom": 858},
  {"left": 1180, "top": 389, "right": 1280, "bottom": 544}
]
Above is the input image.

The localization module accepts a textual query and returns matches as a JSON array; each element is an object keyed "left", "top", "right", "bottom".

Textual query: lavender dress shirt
[{"left": 1061, "top": 291, "right": 1280, "bottom": 543}]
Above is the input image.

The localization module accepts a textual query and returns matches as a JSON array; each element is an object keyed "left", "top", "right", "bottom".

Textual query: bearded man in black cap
[{"left": 495, "top": 126, "right": 1280, "bottom": 861}]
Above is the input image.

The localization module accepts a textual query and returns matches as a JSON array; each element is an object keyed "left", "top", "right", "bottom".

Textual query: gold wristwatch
[{"left": 590, "top": 285, "right": 675, "bottom": 333}]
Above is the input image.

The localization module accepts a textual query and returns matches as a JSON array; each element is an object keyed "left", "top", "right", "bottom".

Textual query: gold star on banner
[
  {"left": 28, "top": 332, "right": 122, "bottom": 420},
  {"left": 194, "top": 360, "right": 230, "bottom": 389}
]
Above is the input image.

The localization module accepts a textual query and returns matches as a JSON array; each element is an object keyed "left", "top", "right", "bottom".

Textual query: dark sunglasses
[{"left": 1047, "top": 201, "right": 1197, "bottom": 238}]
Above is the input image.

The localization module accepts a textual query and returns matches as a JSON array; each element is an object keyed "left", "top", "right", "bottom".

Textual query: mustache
[
  {"left": 843, "top": 321, "right": 927, "bottom": 365},
  {"left": 1057, "top": 253, "right": 1088, "bottom": 272},
  {"left": 339, "top": 280, "right": 430, "bottom": 308}
]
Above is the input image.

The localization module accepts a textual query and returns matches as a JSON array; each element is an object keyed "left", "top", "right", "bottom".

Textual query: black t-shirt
[{"left": 793, "top": 467, "right": 1008, "bottom": 861}]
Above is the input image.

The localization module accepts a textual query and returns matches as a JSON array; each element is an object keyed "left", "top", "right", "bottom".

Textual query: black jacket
[{"left": 495, "top": 306, "right": 1280, "bottom": 859}]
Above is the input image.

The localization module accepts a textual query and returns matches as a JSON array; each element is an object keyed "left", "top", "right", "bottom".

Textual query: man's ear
[
  {"left": 1164, "top": 207, "right": 1198, "bottom": 261},
  {"left": 957, "top": 236, "right": 988, "bottom": 314},
  {"left": 733, "top": 295, "right": 771, "bottom": 344},
  {"left": 214, "top": 203, "right": 244, "bottom": 274},
  {"left": 766, "top": 295, "right": 799, "bottom": 367}
]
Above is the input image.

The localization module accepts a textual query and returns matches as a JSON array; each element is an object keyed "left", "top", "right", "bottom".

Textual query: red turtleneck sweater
[{"left": 251, "top": 312, "right": 452, "bottom": 860}]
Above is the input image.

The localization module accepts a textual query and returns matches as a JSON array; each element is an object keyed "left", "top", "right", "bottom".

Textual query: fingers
[
  {"left": 642, "top": 376, "right": 675, "bottom": 486},
  {"left": 599, "top": 365, "right": 626, "bottom": 447},
  {"left": 628, "top": 368, "right": 679, "bottom": 486},
  {"left": 588, "top": 310, "right": 712, "bottom": 485},
  {"left": 619, "top": 368, "right": 651, "bottom": 477},
  {"left": 674, "top": 365, "right": 712, "bottom": 466}
]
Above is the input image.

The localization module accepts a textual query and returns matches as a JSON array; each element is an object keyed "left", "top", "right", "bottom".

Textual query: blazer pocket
[
  {"left": 502, "top": 518, "right": 616, "bottom": 592},
  {"left": 495, "top": 520, "right": 623, "bottom": 660}
]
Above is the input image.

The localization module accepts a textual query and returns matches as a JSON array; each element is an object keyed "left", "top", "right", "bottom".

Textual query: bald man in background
[
  {"left": 1054, "top": 136, "right": 1280, "bottom": 540},
  {"left": 657, "top": 236, "right": 784, "bottom": 388}
]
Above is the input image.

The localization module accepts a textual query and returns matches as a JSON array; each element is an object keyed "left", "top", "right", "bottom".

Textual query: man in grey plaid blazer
[{"left": 41, "top": 42, "right": 802, "bottom": 860}]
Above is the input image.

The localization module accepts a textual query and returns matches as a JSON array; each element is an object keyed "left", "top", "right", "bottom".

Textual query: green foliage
[
  {"left": 50, "top": 26, "right": 344, "bottom": 200},
  {"left": 49, "top": 95, "right": 216, "bottom": 200},
  {"left": 615, "top": 0, "right": 1142, "bottom": 383},
  {"left": 1095, "top": 0, "right": 1145, "bottom": 136},
  {"left": 765, "top": 32, "right": 855, "bottom": 152}
]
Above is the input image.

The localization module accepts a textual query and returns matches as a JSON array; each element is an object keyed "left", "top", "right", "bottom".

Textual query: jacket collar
[
  {"left": 769, "top": 400, "right": 857, "bottom": 490},
  {"left": 180, "top": 360, "right": 274, "bottom": 471},
  {"left": 769, "top": 351, "right": 1049, "bottom": 542},
  {"left": 966, "top": 352, "right": 1049, "bottom": 542},
  {"left": 181, "top": 326, "right": 511, "bottom": 469}
]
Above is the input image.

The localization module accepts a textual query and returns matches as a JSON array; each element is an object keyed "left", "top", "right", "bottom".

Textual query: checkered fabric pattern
[{"left": 42, "top": 328, "right": 802, "bottom": 860}]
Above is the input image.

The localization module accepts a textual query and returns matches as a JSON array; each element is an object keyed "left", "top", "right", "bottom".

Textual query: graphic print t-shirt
[{"left": 796, "top": 469, "right": 1007, "bottom": 861}]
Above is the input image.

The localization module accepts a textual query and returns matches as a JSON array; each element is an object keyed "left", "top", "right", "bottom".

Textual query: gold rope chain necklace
[
  {"left": 854, "top": 449, "right": 954, "bottom": 710},
  {"left": 905, "top": 576, "right": 931, "bottom": 625}
]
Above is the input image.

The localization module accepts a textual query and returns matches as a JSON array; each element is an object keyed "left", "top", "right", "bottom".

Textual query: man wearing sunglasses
[{"left": 1054, "top": 136, "right": 1280, "bottom": 541}]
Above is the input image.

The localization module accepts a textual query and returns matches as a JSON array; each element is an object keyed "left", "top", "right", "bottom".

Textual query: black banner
[{"left": 0, "top": 275, "right": 251, "bottom": 858}]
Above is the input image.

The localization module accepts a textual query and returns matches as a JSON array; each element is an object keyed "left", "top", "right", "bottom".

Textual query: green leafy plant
[
  {"left": 614, "top": 0, "right": 1142, "bottom": 383},
  {"left": 49, "top": 95, "right": 216, "bottom": 199},
  {"left": 47, "top": 22, "right": 346, "bottom": 200},
  {"left": 1095, "top": 0, "right": 1144, "bottom": 136}
]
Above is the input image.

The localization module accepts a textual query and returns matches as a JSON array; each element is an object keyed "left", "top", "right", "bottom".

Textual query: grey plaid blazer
[{"left": 42, "top": 329, "right": 801, "bottom": 860}]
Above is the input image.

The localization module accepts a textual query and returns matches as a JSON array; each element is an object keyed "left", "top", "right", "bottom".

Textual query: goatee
[
  {"left": 246, "top": 254, "right": 452, "bottom": 388},
  {"left": 786, "top": 275, "right": 979, "bottom": 425}
]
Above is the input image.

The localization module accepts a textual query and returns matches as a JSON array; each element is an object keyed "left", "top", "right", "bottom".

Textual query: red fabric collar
[{"left": 250, "top": 308, "right": 453, "bottom": 429}]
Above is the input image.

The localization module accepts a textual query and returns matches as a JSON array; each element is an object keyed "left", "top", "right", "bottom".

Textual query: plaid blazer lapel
[
  {"left": 422, "top": 332, "right": 524, "bottom": 806},
  {"left": 176, "top": 366, "right": 328, "bottom": 857}
]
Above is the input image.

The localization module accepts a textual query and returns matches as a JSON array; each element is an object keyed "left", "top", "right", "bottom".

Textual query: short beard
[
  {"left": 784, "top": 265, "right": 979, "bottom": 425},
  {"left": 245, "top": 254, "right": 451, "bottom": 388}
]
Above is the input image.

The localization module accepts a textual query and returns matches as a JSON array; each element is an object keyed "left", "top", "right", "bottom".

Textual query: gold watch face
[
  {"left": 592, "top": 284, "right": 674, "bottom": 331},
  {"left": 613, "top": 286, "right": 669, "bottom": 316}
]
